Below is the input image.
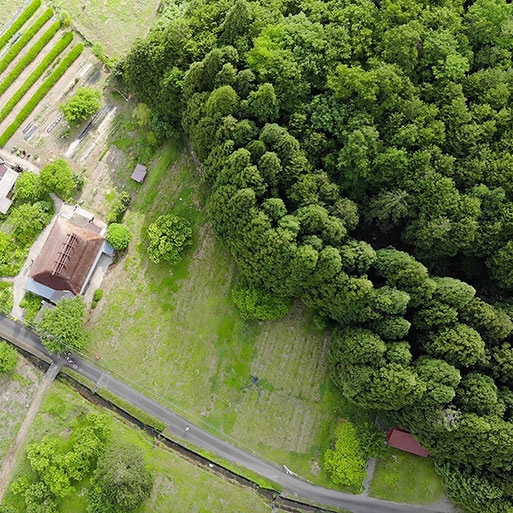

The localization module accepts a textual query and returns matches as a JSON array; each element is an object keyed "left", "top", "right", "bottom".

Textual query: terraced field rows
[{"left": 0, "top": 1, "right": 87, "bottom": 146}]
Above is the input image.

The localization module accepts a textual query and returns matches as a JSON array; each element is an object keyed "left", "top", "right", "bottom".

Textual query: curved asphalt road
[{"left": 0, "top": 315, "right": 449, "bottom": 513}]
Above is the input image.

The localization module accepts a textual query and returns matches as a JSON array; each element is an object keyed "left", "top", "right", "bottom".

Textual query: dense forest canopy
[{"left": 118, "top": 0, "right": 513, "bottom": 510}]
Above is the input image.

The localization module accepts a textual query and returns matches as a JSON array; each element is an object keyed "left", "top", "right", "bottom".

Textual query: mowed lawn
[
  {"left": 0, "top": 355, "right": 41, "bottom": 467},
  {"left": 51, "top": 0, "right": 160, "bottom": 55},
  {"left": 369, "top": 448, "right": 445, "bottom": 504},
  {"left": 85, "top": 138, "right": 342, "bottom": 487},
  {"left": 2, "top": 381, "right": 273, "bottom": 513}
]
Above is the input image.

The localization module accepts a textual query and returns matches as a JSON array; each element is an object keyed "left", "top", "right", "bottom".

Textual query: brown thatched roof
[{"left": 30, "top": 217, "right": 104, "bottom": 295}]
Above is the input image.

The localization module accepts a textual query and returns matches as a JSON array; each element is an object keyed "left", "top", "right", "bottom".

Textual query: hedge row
[
  {"left": 0, "top": 0, "right": 41, "bottom": 52},
  {"left": 0, "top": 43, "right": 83, "bottom": 147},
  {"left": 0, "top": 8, "right": 53, "bottom": 76},
  {"left": 0, "top": 20, "right": 61, "bottom": 98},
  {"left": 97, "top": 387, "right": 168, "bottom": 433},
  {"left": 0, "top": 32, "right": 73, "bottom": 124}
]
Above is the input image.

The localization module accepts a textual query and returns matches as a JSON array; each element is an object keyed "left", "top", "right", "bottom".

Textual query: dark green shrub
[
  {"left": 0, "top": 340, "right": 18, "bottom": 374},
  {"left": 0, "top": 282, "right": 13, "bottom": 315},
  {"left": 106, "top": 191, "right": 131, "bottom": 223}
]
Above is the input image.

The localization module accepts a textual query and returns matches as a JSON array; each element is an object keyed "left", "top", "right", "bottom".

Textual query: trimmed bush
[
  {"left": 92, "top": 288, "right": 103, "bottom": 308},
  {"left": 0, "top": 44, "right": 83, "bottom": 147},
  {"left": 0, "top": 0, "right": 41, "bottom": 52},
  {"left": 0, "top": 32, "right": 73, "bottom": 124},
  {"left": 0, "top": 20, "right": 60, "bottom": 99},
  {"left": 0, "top": 9, "right": 53, "bottom": 76},
  {"left": 106, "top": 223, "right": 132, "bottom": 250}
]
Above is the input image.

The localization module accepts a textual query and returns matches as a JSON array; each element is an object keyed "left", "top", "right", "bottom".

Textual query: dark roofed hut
[
  {"left": 131, "top": 163, "right": 147, "bottom": 183},
  {"left": 29, "top": 217, "right": 104, "bottom": 296}
]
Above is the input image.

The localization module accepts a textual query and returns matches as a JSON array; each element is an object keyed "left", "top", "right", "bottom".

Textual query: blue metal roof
[{"left": 25, "top": 277, "right": 57, "bottom": 301}]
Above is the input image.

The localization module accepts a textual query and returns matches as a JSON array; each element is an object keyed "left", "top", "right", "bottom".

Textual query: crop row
[
  {"left": 0, "top": 44, "right": 83, "bottom": 147},
  {"left": 0, "top": 8, "right": 53, "bottom": 76},
  {"left": 0, "top": 20, "right": 61, "bottom": 99},
  {"left": 0, "top": 32, "right": 73, "bottom": 124},
  {"left": 0, "top": 0, "right": 41, "bottom": 52}
]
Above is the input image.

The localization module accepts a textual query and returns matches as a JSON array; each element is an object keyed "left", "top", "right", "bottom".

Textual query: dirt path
[
  {"left": 0, "top": 374, "right": 52, "bottom": 501},
  {"left": 0, "top": 148, "right": 40, "bottom": 172}
]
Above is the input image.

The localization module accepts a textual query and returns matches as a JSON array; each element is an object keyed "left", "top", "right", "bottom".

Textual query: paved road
[{"left": 0, "top": 315, "right": 450, "bottom": 513}]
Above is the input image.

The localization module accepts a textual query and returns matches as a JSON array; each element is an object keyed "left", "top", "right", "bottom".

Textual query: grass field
[
  {"left": 369, "top": 448, "right": 445, "bottom": 504},
  {"left": 0, "top": 355, "right": 41, "bottom": 467},
  {"left": 83, "top": 124, "right": 343, "bottom": 488},
  {"left": 2, "top": 380, "right": 274, "bottom": 513},
  {"left": 0, "top": 0, "right": 28, "bottom": 25},
  {"left": 50, "top": 0, "right": 160, "bottom": 55}
]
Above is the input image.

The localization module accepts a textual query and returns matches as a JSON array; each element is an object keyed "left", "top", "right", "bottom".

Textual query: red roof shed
[{"left": 386, "top": 428, "right": 429, "bottom": 457}]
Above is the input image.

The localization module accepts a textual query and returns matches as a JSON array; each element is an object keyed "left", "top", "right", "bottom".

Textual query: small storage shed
[
  {"left": 131, "top": 163, "right": 147, "bottom": 183},
  {"left": 386, "top": 428, "right": 429, "bottom": 457}
]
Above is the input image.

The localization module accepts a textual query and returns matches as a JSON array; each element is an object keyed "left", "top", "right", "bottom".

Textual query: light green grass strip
[
  {"left": 0, "top": 8, "right": 53, "bottom": 76},
  {"left": 0, "top": 0, "right": 41, "bottom": 52},
  {"left": 0, "top": 20, "right": 61, "bottom": 99},
  {"left": 0, "top": 31, "right": 72, "bottom": 123},
  {"left": 0, "top": 43, "right": 83, "bottom": 146},
  {"left": 97, "top": 387, "right": 168, "bottom": 432}
]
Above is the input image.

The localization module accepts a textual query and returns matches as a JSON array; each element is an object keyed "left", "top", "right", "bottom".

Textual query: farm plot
[
  {"left": 1, "top": 380, "right": 275, "bottom": 513},
  {"left": 0, "top": 354, "right": 42, "bottom": 469},
  {"left": 0, "top": 0, "right": 100, "bottom": 151},
  {"left": 85, "top": 132, "right": 342, "bottom": 487}
]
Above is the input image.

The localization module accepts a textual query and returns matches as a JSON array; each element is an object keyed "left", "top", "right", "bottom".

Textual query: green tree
[
  {"left": 39, "top": 159, "right": 75, "bottom": 200},
  {"left": 244, "top": 83, "right": 278, "bottom": 123},
  {"left": 13, "top": 172, "right": 42, "bottom": 202},
  {"left": 460, "top": 298, "right": 513, "bottom": 343},
  {"left": 456, "top": 373, "right": 501, "bottom": 416},
  {"left": 60, "top": 88, "right": 102, "bottom": 125},
  {"left": 0, "top": 340, "right": 17, "bottom": 373},
  {"left": 425, "top": 324, "right": 485, "bottom": 368},
  {"left": 38, "top": 296, "right": 89, "bottom": 354},
  {"left": 88, "top": 443, "right": 153, "bottom": 513},
  {"left": 106, "top": 223, "right": 132, "bottom": 250},
  {"left": 205, "top": 85, "right": 239, "bottom": 117},
  {"left": 147, "top": 214, "right": 192, "bottom": 264},
  {"left": 7, "top": 202, "right": 52, "bottom": 244}
]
